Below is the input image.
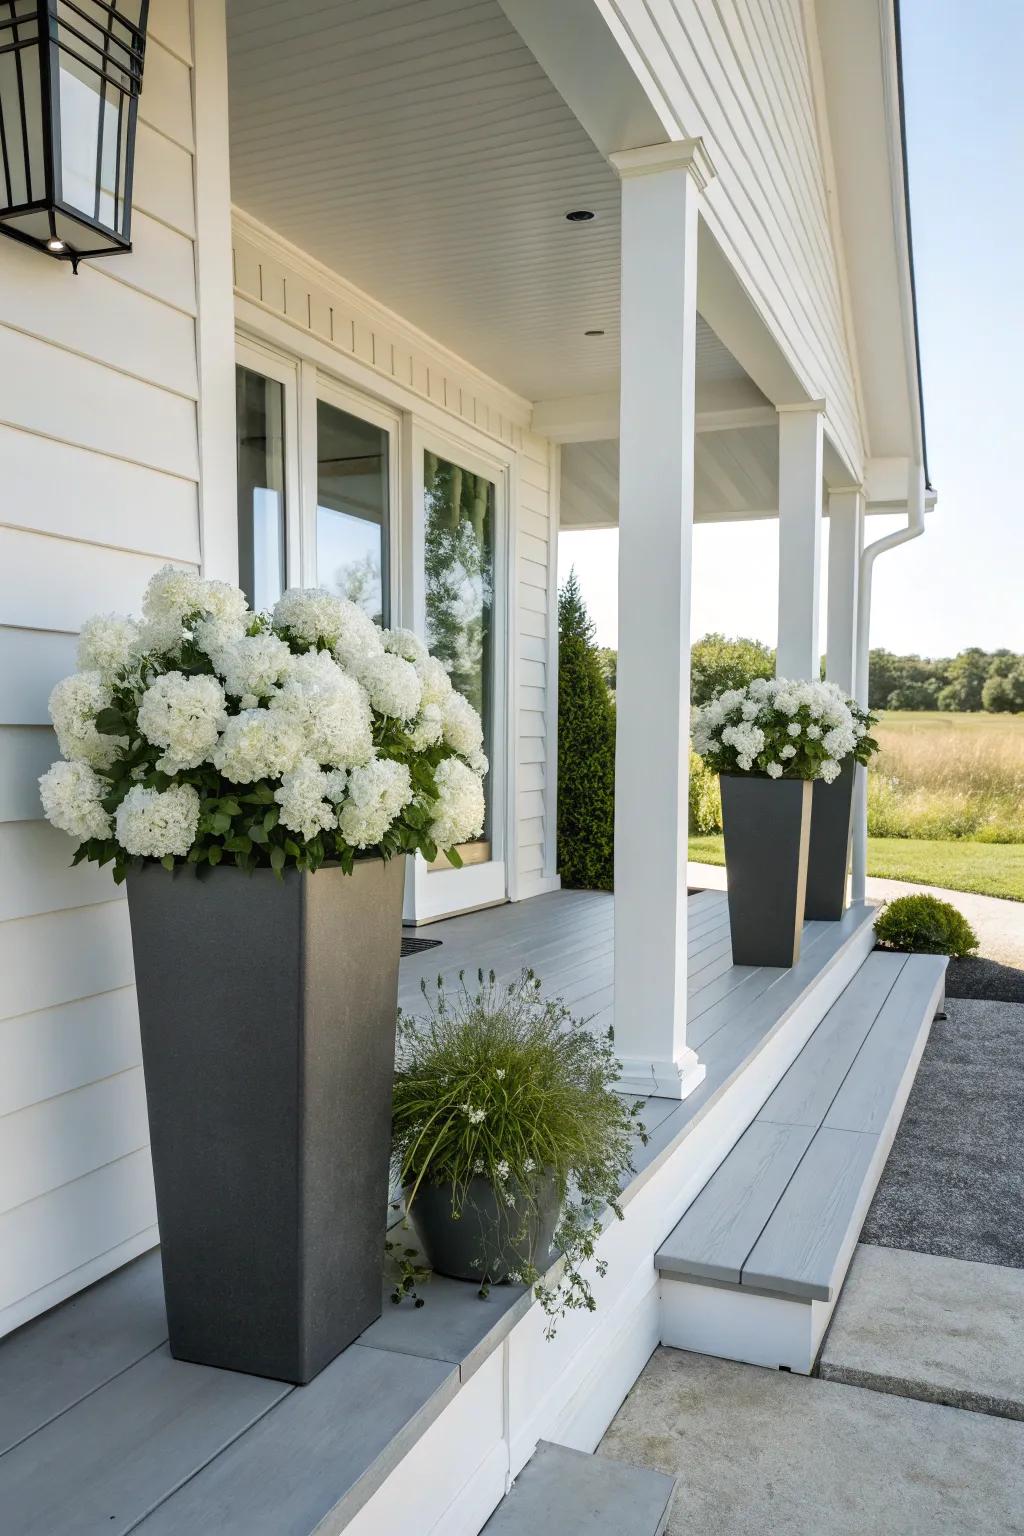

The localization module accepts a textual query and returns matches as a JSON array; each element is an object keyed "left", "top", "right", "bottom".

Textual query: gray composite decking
[
  {"left": 657, "top": 951, "right": 947, "bottom": 1303},
  {"left": 0, "top": 887, "right": 877, "bottom": 1536}
]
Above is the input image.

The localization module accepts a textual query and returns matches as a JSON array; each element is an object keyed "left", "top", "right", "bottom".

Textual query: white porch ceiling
[{"left": 225, "top": 0, "right": 763, "bottom": 417}]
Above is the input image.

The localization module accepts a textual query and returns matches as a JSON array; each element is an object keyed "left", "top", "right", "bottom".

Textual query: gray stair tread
[
  {"left": 742, "top": 1126, "right": 878, "bottom": 1300},
  {"left": 483, "top": 1441, "right": 676, "bottom": 1535},
  {"left": 656, "top": 1121, "right": 813, "bottom": 1284},
  {"left": 824, "top": 956, "right": 947, "bottom": 1133},
  {"left": 659, "top": 947, "right": 944, "bottom": 1304},
  {"left": 755, "top": 953, "right": 907, "bottom": 1128}
]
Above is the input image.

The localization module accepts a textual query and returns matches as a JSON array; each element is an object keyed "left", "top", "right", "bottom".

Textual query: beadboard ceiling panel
[{"left": 226, "top": 0, "right": 754, "bottom": 406}]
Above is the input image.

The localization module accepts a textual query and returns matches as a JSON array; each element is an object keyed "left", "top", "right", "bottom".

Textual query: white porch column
[
  {"left": 776, "top": 403, "right": 825, "bottom": 680},
  {"left": 610, "top": 140, "right": 713, "bottom": 1100},
  {"left": 825, "top": 487, "right": 865, "bottom": 696}
]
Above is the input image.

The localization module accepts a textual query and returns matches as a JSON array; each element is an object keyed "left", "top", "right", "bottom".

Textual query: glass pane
[
  {"left": 235, "top": 366, "right": 286, "bottom": 612},
  {"left": 58, "top": 54, "right": 101, "bottom": 218},
  {"left": 423, "top": 450, "right": 495, "bottom": 841},
  {"left": 316, "top": 400, "right": 389, "bottom": 625}
]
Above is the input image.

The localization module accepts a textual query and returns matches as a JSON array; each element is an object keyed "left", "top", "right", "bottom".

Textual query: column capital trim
[
  {"left": 776, "top": 397, "right": 827, "bottom": 416},
  {"left": 609, "top": 137, "right": 717, "bottom": 190}
]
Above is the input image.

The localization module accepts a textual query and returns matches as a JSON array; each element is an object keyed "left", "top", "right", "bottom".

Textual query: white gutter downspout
[{"left": 850, "top": 459, "right": 926, "bottom": 901}]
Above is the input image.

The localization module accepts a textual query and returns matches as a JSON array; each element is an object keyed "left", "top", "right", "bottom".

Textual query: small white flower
[
  {"left": 76, "top": 614, "right": 140, "bottom": 684},
  {"left": 472, "top": 1159, "right": 484, "bottom": 1174},
  {"left": 780, "top": 744, "right": 797, "bottom": 760},
  {"left": 818, "top": 758, "right": 842, "bottom": 784},
  {"left": 806, "top": 724, "right": 822, "bottom": 740},
  {"left": 494, "top": 1068, "right": 506, "bottom": 1081},
  {"left": 39, "top": 760, "right": 112, "bottom": 840},
  {"left": 765, "top": 761, "right": 783, "bottom": 779},
  {"left": 115, "top": 783, "right": 200, "bottom": 858},
  {"left": 523, "top": 1158, "right": 536, "bottom": 1174},
  {"left": 787, "top": 721, "right": 802, "bottom": 737},
  {"left": 495, "top": 1159, "right": 510, "bottom": 1180},
  {"left": 137, "top": 671, "right": 227, "bottom": 773},
  {"left": 461, "top": 1102, "right": 487, "bottom": 1126}
]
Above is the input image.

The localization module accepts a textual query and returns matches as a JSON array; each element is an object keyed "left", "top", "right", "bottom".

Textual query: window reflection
[
  {"left": 316, "top": 401, "right": 389, "bottom": 625},
  {"left": 235, "top": 367, "right": 286, "bottom": 612}
]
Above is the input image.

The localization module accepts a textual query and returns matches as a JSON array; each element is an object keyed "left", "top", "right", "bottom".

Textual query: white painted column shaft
[
  {"left": 776, "top": 404, "right": 825, "bottom": 680},
  {"left": 825, "top": 488, "right": 865, "bottom": 696},
  {"left": 610, "top": 141, "right": 712, "bottom": 1100}
]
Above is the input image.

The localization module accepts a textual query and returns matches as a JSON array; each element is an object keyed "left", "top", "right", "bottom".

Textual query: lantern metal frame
[{"left": 0, "top": 0, "right": 148, "bottom": 272}]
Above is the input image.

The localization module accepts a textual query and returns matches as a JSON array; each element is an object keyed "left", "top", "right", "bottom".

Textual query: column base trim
[{"left": 615, "top": 1049, "right": 707, "bottom": 1101}]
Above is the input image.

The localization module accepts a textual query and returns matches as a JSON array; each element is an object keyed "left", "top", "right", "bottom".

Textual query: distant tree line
[{"left": 600, "top": 632, "right": 1024, "bottom": 714}]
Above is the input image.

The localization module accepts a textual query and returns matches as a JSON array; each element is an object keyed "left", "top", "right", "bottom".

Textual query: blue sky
[{"left": 560, "top": 0, "right": 1024, "bottom": 660}]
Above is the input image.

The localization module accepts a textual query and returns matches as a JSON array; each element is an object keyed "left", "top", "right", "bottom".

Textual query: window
[
  {"left": 423, "top": 448, "right": 496, "bottom": 842},
  {"left": 316, "top": 399, "right": 390, "bottom": 626},
  {"left": 235, "top": 366, "right": 287, "bottom": 611}
]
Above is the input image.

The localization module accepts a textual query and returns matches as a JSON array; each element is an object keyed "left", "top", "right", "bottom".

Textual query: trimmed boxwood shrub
[
  {"left": 874, "top": 894, "right": 979, "bottom": 959},
  {"left": 557, "top": 571, "right": 615, "bottom": 891}
]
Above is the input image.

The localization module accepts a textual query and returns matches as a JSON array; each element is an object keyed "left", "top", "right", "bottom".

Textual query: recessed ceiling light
[
  {"left": 46, "top": 238, "right": 65, "bottom": 252},
  {"left": 565, "top": 209, "right": 596, "bottom": 222},
  {"left": 584, "top": 329, "right": 605, "bottom": 337}
]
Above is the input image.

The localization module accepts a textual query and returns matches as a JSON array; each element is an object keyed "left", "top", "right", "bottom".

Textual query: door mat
[{"left": 400, "top": 935, "right": 443, "bottom": 956}]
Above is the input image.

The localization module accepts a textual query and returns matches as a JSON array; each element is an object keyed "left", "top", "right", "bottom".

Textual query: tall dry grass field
[{"left": 869, "top": 711, "right": 1024, "bottom": 843}]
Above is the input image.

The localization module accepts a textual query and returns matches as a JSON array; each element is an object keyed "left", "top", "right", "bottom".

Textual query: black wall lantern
[{"left": 0, "top": 1, "right": 148, "bottom": 272}]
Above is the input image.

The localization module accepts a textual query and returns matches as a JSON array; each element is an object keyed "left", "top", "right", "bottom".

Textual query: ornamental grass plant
[
  {"left": 38, "top": 567, "right": 488, "bottom": 879},
  {"left": 390, "top": 969, "right": 646, "bottom": 1337},
  {"left": 692, "top": 676, "right": 878, "bottom": 782}
]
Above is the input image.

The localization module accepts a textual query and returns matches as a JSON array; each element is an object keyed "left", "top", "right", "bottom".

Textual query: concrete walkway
[
  {"left": 599, "top": 1347, "right": 1024, "bottom": 1535},
  {"left": 820, "top": 1244, "right": 1024, "bottom": 1421},
  {"left": 688, "top": 861, "right": 1024, "bottom": 967}
]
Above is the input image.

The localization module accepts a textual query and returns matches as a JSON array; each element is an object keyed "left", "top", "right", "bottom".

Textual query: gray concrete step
[
  {"left": 820, "top": 1243, "right": 1024, "bottom": 1421},
  {"left": 483, "top": 1440, "right": 676, "bottom": 1535}
]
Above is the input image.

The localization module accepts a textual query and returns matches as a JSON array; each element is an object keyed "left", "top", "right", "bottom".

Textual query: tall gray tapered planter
[
  {"left": 126, "top": 856, "right": 405, "bottom": 1385},
  {"left": 805, "top": 758, "right": 857, "bottom": 920},
  {"left": 719, "top": 774, "right": 811, "bottom": 967}
]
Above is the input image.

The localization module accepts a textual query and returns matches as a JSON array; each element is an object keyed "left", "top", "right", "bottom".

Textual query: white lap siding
[{"left": 0, "top": 0, "right": 204, "bottom": 1336}]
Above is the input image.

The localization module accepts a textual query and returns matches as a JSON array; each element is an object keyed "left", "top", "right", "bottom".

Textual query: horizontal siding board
[
  {"left": 0, "top": 631, "right": 76, "bottom": 726},
  {"left": 0, "top": 532, "right": 193, "bottom": 634},
  {"left": 0, "top": 1150, "right": 156, "bottom": 1316},
  {"left": 0, "top": 902, "right": 135, "bottom": 1022},
  {"left": 518, "top": 816, "right": 544, "bottom": 847},
  {"left": 0, "top": 427, "right": 200, "bottom": 562},
  {"left": 519, "top": 616, "right": 547, "bottom": 646},
  {"left": 0, "top": 989, "right": 141, "bottom": 1119},
  {"left": 518, "top": 583, "right": 547, "bottom": 616},
  {"left": 519, "top": 532, "right": 548, "bottom": 566},
  {"left": 0, "top": 328, "right": 199, "bottom": 478},
  {"left": 0, "top": 822, "right": 124, "bottom": 923},
  {"left": 518, "top": 508, "right": 549, "bottom": 542},
  {"left": 0, "top": 729, "right": 56, "bottom": 821},
  {"left": 0, "top": 1069, "right": 149, "bottom": 1214},
  {"left": 148, "top": 0, "right": 192, "bottom": 63},
  {"left": 519, "top": 557, "right": 548, "bottom": 591},
  {"left": 0, "top": 242, "right": 198, "bottom": 397},
  {"left": 133, "top": 124, "right": 196, "bottom": 238},
  {"left": 103, "top": 213, "right": 198, "bottom": 315},
  {"left": 137, "top": 38, "right": 195, "bottom": 152}
]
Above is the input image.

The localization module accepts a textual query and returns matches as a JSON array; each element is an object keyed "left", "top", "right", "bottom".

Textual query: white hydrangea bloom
[
  {"left": 274, "top": 758, "right": 339, "bottom": 841},
  {"left": 740, "top": 699, "right": 760, "bottom": 720},
  {"left": 417, "top": 654, "right": 453, "bottom": 709},
  {"left": 115, "top": 783, "right": 200, "bottom": 858},
  {"left": 780, "top": 744, "right": 797, "bottom": 760},
  {"left": 213, "top": 708, "right": 304, "bottom": 783},
  {"left": 270, "top": 649, "right": 373, "bottom": 768},
  {"left": 736, "top": 754, "right": 754, "bottom": 771},
  {"left": 357, "top": 651, "right": 422, "bottom": 720},
  {"left": 818, "top": 758, "right": 842, "bottom": 784},
  {"left": 137, "top": 672, "right": 227, "bottom": 773},
  {"left": 49, "top": 671, "right": 123, "bottom": 769},
  {"left": 721, "top": 721, "right": 765, "bottom": 760},
  {"left": 142, "top": 565, "right": 204, "bottom": 627},
  {"left": 208, "top": 631, "right": 293, "bottom": 701},
  {"left": 806, "top": 723, "right": 822, "bottom": 739},
  {"left": 323, "top": 768, "right": 348, "bottom": 802},
  {"left": 338, "top": 757, "right": 412, "bottom": 849},
  {"left": 76, "top": 614, "right": 140, "bottom": 683},
  {"left": 38, "top": 760, "right": 112, "bottom": 840},
  {"left": 765, "top": 761, "right": 783, "bottom": 779},
  {"left": 333, "top": 604, "right": 386, "bottom": 672},
  {"left": 787, "top": 721, "right": 802, "bottom": 737},
  {"left": 823, "top": 724, "right": 856, "bottom": 759},
  {"left": 441, "top": 690, "right": 484, "bottom": 762},
  {"left": 198, "top": 579, "right": 248, "bottom": 627},
  {"left": 384, "top": 627, "right": 428, "bottom": 666},
  {"left": 409, "top": 702, "right": 444, "bottom": 751},
  {"left": 429, "top": 755, "right": 486, "bottom": 849}
]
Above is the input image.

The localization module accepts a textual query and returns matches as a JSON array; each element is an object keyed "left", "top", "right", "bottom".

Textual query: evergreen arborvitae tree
[{"left": 557, "top": 569, "right": 616, "bottom": 891}]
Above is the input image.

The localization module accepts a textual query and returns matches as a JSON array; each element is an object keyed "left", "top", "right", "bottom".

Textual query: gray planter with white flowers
[
  {"left": 804, "top": 758, "right": 857, "bottom": 920},
  {"left": 127, "top": 855, "right": 405, "bottom": 1385},
  {"left": 719, "top": 773, "right": 812, "bottom": 967}
]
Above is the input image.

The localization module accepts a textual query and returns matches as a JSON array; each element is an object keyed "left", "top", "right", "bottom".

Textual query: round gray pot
[{"left": 407, "top": 1172, "right": 562, "bottom": 1284}]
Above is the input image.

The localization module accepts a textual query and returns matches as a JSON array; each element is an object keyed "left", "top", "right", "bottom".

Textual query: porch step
[
  {"left": 657, "top": 952, "right": 947, "bottom": 1373},
  {"left": 482, "top": 1441, "right": 676, "bottom": 1536}
]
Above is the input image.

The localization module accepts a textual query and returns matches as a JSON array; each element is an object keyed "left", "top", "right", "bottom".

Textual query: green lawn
[{"left": 688, "top": 835, "right": 1024, "bottom": 903}]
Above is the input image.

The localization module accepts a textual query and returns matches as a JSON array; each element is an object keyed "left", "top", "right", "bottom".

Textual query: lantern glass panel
[
  {"left": 0, "top": 7, "right": 45, "bottom": 211},
  {"left": 59, "top": 53, "right": 104, "bottom": 221}
]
